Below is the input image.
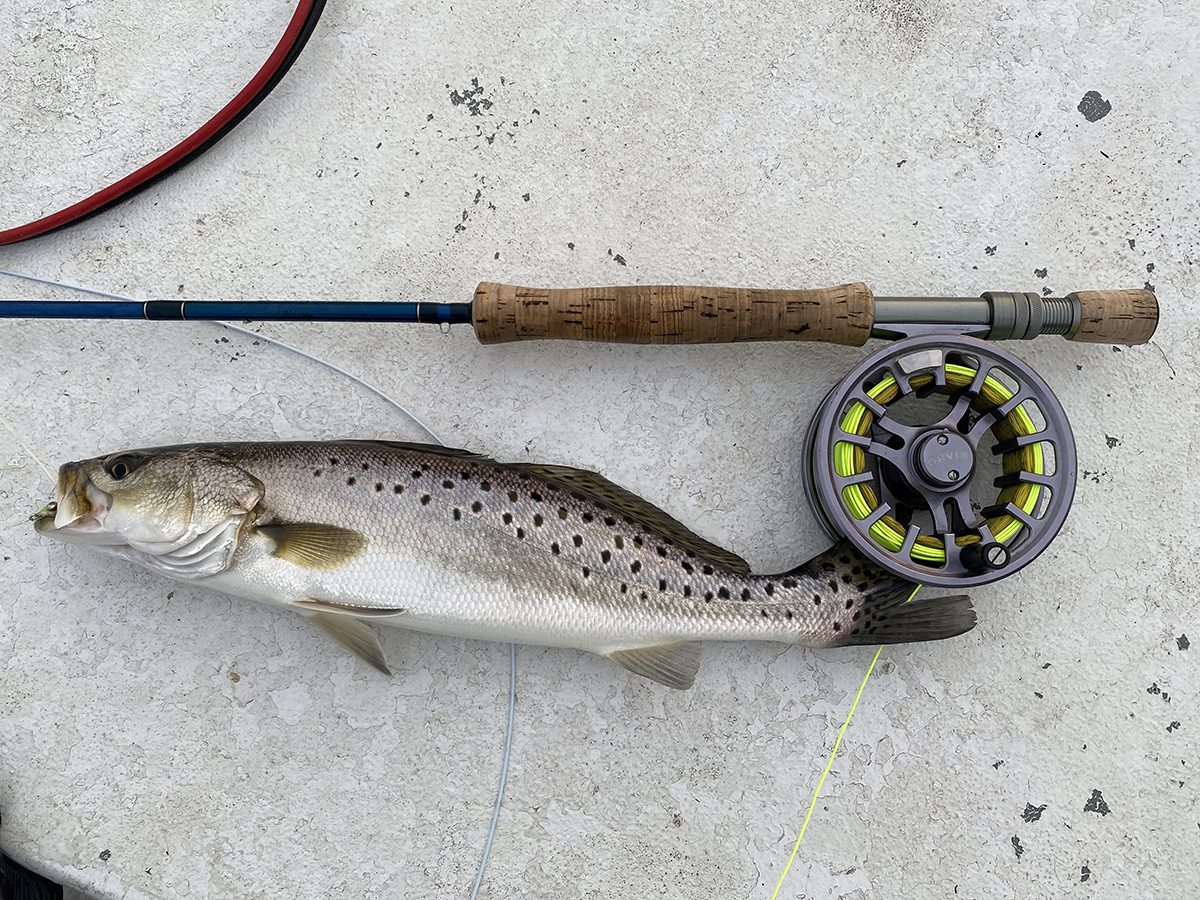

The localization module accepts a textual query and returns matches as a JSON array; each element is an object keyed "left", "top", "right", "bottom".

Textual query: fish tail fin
[{"left": 790, "top": 542, "right": 977, "bottom": 646}]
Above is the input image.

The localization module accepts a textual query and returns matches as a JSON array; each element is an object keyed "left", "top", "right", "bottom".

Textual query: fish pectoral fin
[
  {"left": 259, "top": 523, "right": 367, "bottom": 569},
  {"left": 307, "top": 611, "right": 393, "bottom": 675},
  {"left": 294, "top": 597, "right": 406, "bottom": 619},
  {"left": 606, "top": 641, "right": 702, "bottom": 690}
]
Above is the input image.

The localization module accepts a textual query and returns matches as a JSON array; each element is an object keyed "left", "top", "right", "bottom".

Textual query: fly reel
[{"left": 803, "top": 334, "right": 1076, "bottom": 586}]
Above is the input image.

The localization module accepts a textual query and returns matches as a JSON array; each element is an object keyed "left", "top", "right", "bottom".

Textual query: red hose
[{"left": 0, "top": 0, "right": 326, "bottom": 245}]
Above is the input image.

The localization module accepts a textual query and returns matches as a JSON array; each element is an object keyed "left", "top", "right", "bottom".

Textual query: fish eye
[{"left": 104, "top": 456, "right": 139, "bottom": 480}]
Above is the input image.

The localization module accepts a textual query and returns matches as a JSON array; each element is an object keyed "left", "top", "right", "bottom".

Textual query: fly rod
[{"left": 0, "top": 282, "right": 1159, "bottom": 346}]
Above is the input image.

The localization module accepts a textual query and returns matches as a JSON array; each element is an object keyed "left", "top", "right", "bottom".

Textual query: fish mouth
[{"left": 34, "top": 463, "right": 117, "bottom": 543}]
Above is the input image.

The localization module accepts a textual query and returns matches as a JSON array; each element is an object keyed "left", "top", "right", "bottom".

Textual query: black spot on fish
[
  {"left": 394, "top": 485, "right": 404, "bottom": 494},
  {"left": 347, "top": 477, "right": 357, "bottom": 486},
  {"left": 604, "top": 516, "right": 615, "bottom": 527},
  {"left": 853, "top": 610, "right": 862, "bottom": 621},
  {"left": 833, "top": 622, "right": 841, "bottom": 632},
  {"left": 530, "top": 491, "right": 543, "bottom": 502},
  {"left": 764, "top": 583, "right": 775, "bottom": 596},
  {"left": 1081, "top": 865, "right": 1091, "bottom": 882},
  {"left": 761, "top": 609, "right": 769, "bottom": 617},
  {"left": 828, "top": 580, "right": 839, "bottom": 593},
  {"left": 375, "top": 483, "right": 383, "bottom": 492},
  {"left": 841, "top": 574, "right": 852, "bottom": 584},
  {"left": 845, "top": 599, "right": 853, "bottom": 609},
  {"left": 558, "top": 507, "right": 569, "bottom": 519},
  {"left": 704, "top": 591, "right": 713, "bottom": 602},
  {"left": 601, "top": 549, "right": 611, "bottom": 563},
  {"left": 631, "top": 560, "right": 642, "bottom": 573},
  {"left": 1083, "top": 790, "right": 1110, "bottom": 816},
  {"left": 412, "top": 470, "right": 421, "bottom": 479},
  {"left": 443, "top": 479, "right": 454, "bottom": 489},
  {"left": 551, "top": 542, "right": 560, "bottom": 555},
  {"left": 533, "top": 513, "right": 544, "bottom": 526},
  {"left": 857, "top": 581, "right": 870, "bottom": 591},
  {"left": 516, "top": 527, "right": 525, "bottom": 539},
  {"left": 640, "top": 592, "right": 648, "bottom": 600},
  {"left": 717, "top": 587, "right": 730, "bottom": 600},
  {"left": 361, "top": 462, "right": 369, "bottom": 471},
  {"left": 682, "top": 561, "right": 694, "bottom": 573},
  {"left": 813, "top": 595, "right": 821, "bottom": 606},
  {"left": 472, "top": 501, "right": 483, "bottom": 513},
  {"left": 582, "top": 513, "right": 594, "bottom": 523},
  {"left": 314, "top": 469, "right": 322, "bottom": 477},
  {"left": 1178, "top": 634, "right": 1190, "bottom": 650},
  {"left": 508, "top": 490, "right": 519, "bottom": 502},
  {"left": 481, "top": 480, "right": 491, "bottom": 491},
  {"left": 503, "top": 513, "right": 513, "bottom": 525},
  {"left": 702, "top": 565, "right": 713, "bottom": 576},
  {"left": 620, "top": 583, "right": 628, "bottom": 593},
  {"left": 573, "top": 535, "right": 583, "bottom": 547},
  {"left": 420, "top": 495, "right": 431, "bottom": 505},
  {"left": 460, "top": 471, "right": 472, "bottom": 480},
  {"left": 657, "top": 546, "right": 667, "bottom": 557},
  {"left": 850, "top": 566, "right": 861, "bottom": 576},
  {"left": 330, "top": 457, "right": 339, "bottom": 465},
  {"left": 453, "top": 509, "right": 461, "bottom": 521},
  {"left": 782, "top": 578, "right": 797, "bottom": 589},
  {"left": 785, "top": 609, "right": 793, "bottom": 619},
  {"left": 742, "top": 588, "right": 751, "bottom": 601},
  {"left": 582, "top": 567, "right": 590, "bottom": 578},
  {"left": 1021, "top": 804, "right": 1046, "bottom": 823},
  {"left": 1011, "top": 835, "right": 1023, "bottom": 858},
  {"left": 634, "top": 537, "right": 644, "bottom": 548},
  {"left": 614, "top": 535, "right": 624, "bottom": 549}
]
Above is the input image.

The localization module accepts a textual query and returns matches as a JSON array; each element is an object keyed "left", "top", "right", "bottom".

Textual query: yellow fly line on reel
[
  {"left": 803, "top": 334, "right": 1075, "bottom": 587},
  {"left": 834, "top": 362, "right": 1045, "bottom": 563}
]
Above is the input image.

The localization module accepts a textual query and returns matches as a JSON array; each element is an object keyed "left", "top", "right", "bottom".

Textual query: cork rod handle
[
  {"left": 1065, "top": 289, "right": 1159, "bottom": 344},
  {"left": 471, "top": 282, "right": 874, "bottom": 346}
]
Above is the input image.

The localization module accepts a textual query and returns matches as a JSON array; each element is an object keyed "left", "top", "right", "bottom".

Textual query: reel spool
[{"left": 803, "top": 334, "right": 1076, "bottom": 587}]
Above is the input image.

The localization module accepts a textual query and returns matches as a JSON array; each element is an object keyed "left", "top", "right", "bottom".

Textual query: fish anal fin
[
  {"left": 607, "top": 641, "right": 702, "bottom": 690},
  {"left": 509, "top": 463, "right": 750, "bottom": 574},
  {"left": 259, "top": 523, "right": 367, "bottom": 569},
  {"left": 307, "top": 612, "right": 393, "bottom": 675}
]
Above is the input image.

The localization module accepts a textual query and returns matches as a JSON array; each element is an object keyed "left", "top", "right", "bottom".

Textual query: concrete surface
[{"left": 0, "top": 0, "right": 1196, "bottom": 897}]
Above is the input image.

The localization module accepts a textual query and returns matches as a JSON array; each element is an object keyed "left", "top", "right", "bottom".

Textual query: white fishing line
[
  {"left": 0, "top": 408, "right": 56, "bottom": 485},
  {"left": 0, "top": 267, "right": 518, "bottom": 898}
]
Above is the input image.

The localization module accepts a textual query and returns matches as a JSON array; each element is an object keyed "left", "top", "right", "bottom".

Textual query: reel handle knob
[
  {"left": 471, "top": 282, "right": 874, "bottom": 346},
  {"left": 1065, "top": 289, "right": 1159, "bottom": 345}
]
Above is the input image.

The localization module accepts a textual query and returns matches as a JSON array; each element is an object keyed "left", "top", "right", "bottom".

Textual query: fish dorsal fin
[
  {"left": 306, "top": 611, "right": 393, "bottom": 675},
  {"left": 508, "top": 463, "right": 750, "bottom": 574},
  {"left": 259, "top": 523, "right": 367, "bottom": 569},
  {"left": 294, "top": 598, "right": 406, "bottom": 618},
  {"left": 339, "top": 440, "right": 485, "bottom": 460},
  {"left": 607, "top": 642, "right": 703, "bottom": 690}
]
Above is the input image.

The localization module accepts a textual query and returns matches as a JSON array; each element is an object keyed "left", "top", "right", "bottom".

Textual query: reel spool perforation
[{"left": 804, "top": 334, "right": 1077, "bottom": 587}]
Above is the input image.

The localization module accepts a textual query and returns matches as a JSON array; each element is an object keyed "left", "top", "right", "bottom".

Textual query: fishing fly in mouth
[{"left": 32, "top": 440, "right": 975, "bottom": 689}]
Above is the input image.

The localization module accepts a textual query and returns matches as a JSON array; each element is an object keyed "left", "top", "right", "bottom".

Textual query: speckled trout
[{"left": 33, "top": 441, "right": 975, "bottom": 688}]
